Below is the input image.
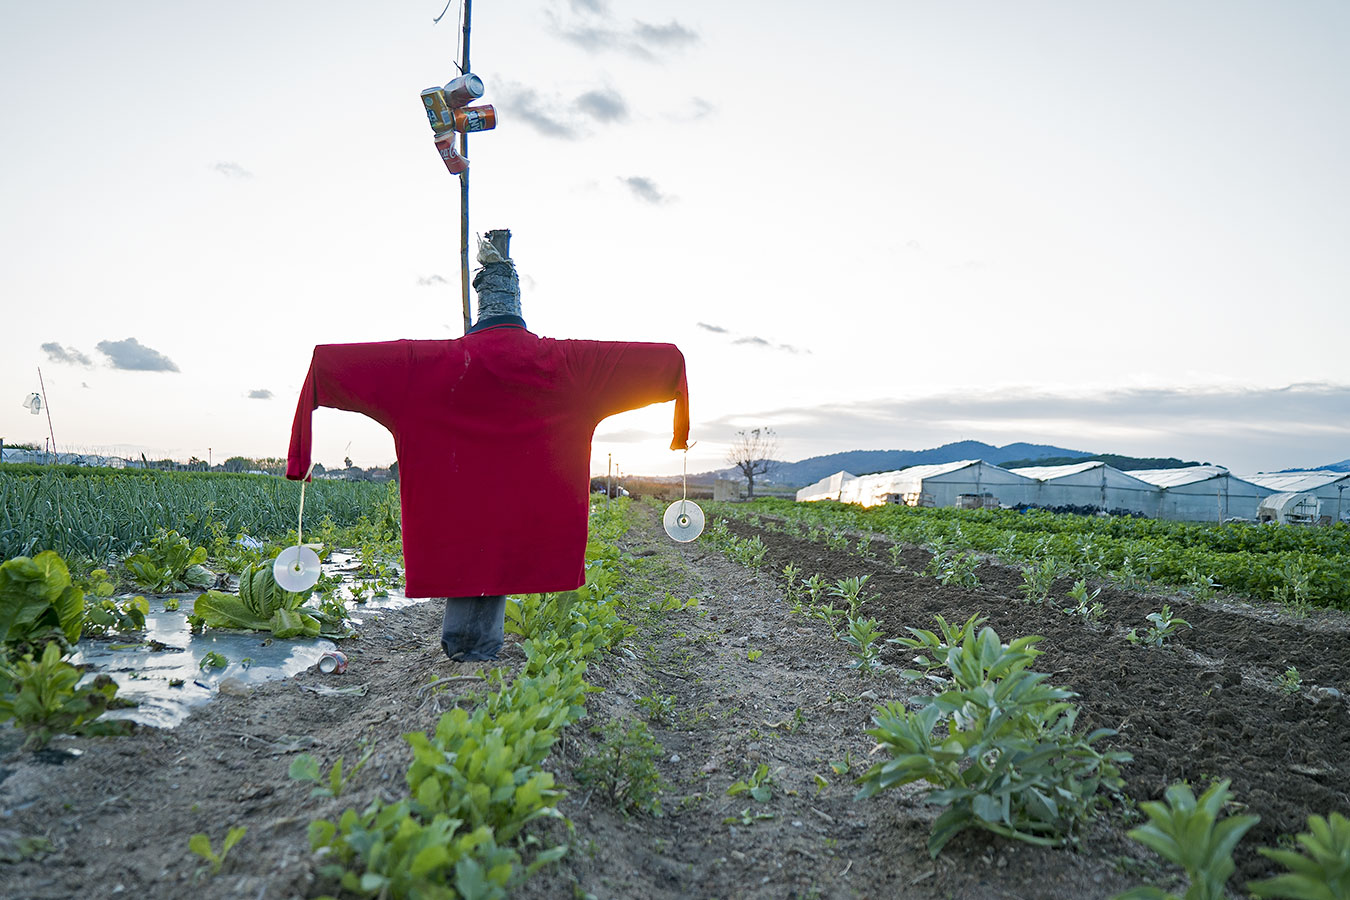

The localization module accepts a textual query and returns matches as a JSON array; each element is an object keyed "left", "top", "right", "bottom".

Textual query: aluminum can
[
  {"left": 435, "top": 133, "right": 469, "bottom": 174},
  {"left": 450, "top": 105, "right": 496, "bottom": 134},
  {"left": 317, "top": 650, "right": 348, "bottom": 675},
  {"left": 442, "top": 73, "right": 485, "bottom": 109},
  {"left": 420, "top": 87, "right": 454, "bottom": 133}
]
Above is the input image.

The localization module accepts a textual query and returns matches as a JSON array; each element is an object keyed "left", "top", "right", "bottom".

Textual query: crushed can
[
  {"left": 450, "top": 105, "right": 496, "bottom": 134},
  {"left": 420, "top": 87, "right": 454, "bottom": 133},
  {"left": 435, "top": 133, "right": 469, "bottom": 174},
  {"left": 442, "top": 73, "right": 485, "bottom": 109},
  {"left": 317, "top": 650, "right": 348, "bottom": 675}
]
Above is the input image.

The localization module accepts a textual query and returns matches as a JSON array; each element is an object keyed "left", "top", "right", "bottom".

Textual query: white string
[{"left": 296, "top": 461, "right": 317, "bottom": 550}]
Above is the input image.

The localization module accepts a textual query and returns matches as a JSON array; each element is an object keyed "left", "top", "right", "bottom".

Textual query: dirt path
[{"left": 4, "top": 502, "right": 1342, "bottom": 898}]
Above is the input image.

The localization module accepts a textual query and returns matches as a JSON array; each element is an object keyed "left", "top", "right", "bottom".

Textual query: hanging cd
[
  {"left": 274, "top": 545, "right": 322, "bottom": 592},
  {"left": 663, "top": 499, "right": 705, "bottom": 542}
]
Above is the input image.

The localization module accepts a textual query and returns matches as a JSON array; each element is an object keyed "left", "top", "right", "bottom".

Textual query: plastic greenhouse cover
[{"left": 70, "top": 551, "right": 426, "bottom": 729}]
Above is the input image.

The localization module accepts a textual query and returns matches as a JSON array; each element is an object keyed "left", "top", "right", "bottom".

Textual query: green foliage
[
  {"left": 1128, "top": 605, "right": 1191, "bottom": 648},
  {"left": 890, "top": 612, "right": 990, "bottom": 680},
  {"left": 727, "top": 763, "right": 780, "bottom": 803},
  {"left": 1020, "top": 560, "right": 1059, "bottom": 604},
  {"left": 1276, "top": 666, "right": 1303, "bottom": 694},
  {"left": 0, "top": 642, "right": 135, "bottom": 750},
  {"left": 188, "top": 826, "right": 246, "bottom": 876},
  {"left": 576, "top": 716, "right": 666, "bottom": 816},
  {"left": 84, "top": 594, "right": 149, "bottom": 637},
  {"left": 635, "top": 693, "right": 676, "bottom": 725},
  {"left": 924, "top": 548, "right": 981, "bottom": 588},
  {"left": 857, "top": 622, "right": 1128, "bottom": 856},
  {"left": 830, "top": 574, "right": 871, "bottom": 614},
  {"left": 0, "top": 550, "right": 86, "bottom": 649},
  {"left": 1064, "top": 579, "right": 1106, "bottom": 621},
  {"left": 191, "top": 559, "right": 344, "bottom": 639},
  {"left": 1249, "top": 811, "right": 1350, "bottom": 899},
  {"left": 290, "top": 745, "right": 374, "bottom": 799},
  {"left": 123, "top": 529, "right": 214, "bottom": 592},
  {"left": 842, "top": 616, "right": 886, "bottom": 675},
  {"left": 1113, "top": 780, "right": 1259, "bottom": 900},
  {"left": 199, "top": 651, "right": 228, "bottom": 670}
]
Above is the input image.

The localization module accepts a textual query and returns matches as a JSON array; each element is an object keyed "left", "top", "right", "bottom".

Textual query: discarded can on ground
[
  {"left": 317, "top": 650, "right": 348, "bottom": 675},
  {"left": 420, "top": 87, "right": 454, "bottom": 132},
  {"left": 442, "top": 73, "right": 485, "bottom": 109},
  {"left": 450, "top": 105, "right": 496, "bottom": 133},
  {"left": 435, "top": 133, "right": 469, "bottom": 174}
]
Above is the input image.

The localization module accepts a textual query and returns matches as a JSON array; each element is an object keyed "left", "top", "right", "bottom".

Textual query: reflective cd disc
[
  {"left": 274, "top": 545, "right": 322, "bottom": 592},
  {"left": 663, "top": 500, "right": 705, "bottom": 542}
]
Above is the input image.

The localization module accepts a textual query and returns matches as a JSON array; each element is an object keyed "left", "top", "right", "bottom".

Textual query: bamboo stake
[
  {"left": 36, "top": 367, "right": 57, "bottom": 464},
  {"left": 459, "top": 0, "right": 473, "bottom": 333}
]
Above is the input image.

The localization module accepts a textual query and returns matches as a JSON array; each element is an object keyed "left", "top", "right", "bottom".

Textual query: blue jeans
[{"left": 441, "top": 595, "right": 506, "bottom": 661}]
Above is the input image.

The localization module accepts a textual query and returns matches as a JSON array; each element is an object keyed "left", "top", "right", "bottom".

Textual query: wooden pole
[
  {"left": 36, "top": 367, "right": 57, "bottom": 464},
  {"left": 459, "top": 0, "right": 473, "bottom": 333}
]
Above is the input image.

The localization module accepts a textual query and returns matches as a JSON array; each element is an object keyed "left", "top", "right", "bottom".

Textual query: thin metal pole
[
  {"left": 458, "top": 0, "right": 473, "bottom": 333},
  {"left": 36, "top": 367, "right": 57, "bottom": 464}
]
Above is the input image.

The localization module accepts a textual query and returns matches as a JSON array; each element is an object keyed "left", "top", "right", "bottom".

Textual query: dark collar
[{"left": 467, "top": 314, "right": 527, "bottom": 334}]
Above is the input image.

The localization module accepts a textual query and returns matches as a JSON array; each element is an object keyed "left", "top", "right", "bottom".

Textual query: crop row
[
  {"left": 0, "top": 467, "right": 394, "bottom": 564},
  {"left": 718, "top": 499, "right": 1350, "bottom": 608}
]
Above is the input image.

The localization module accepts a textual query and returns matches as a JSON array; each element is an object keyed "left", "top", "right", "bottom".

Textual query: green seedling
[
  {"left": 1113, "top": 779, "right": 1258, "bottom": 900},
  {"left": 199, "top": 651, "right": 228, "bottom": 670},
  {"left": 842, "top": 616, "right": 886, "bottom": 675},
  {"left": 1127, "top": 605, "right": 1191, "bottom": 648},
  {"left": 575, "top": 717, "right": 666, "bottom": 817},
  {"left": 0, "top": 641, "right": 135, "bottom": 750},
  {"left": 1064, "top": 579, "right": 1105, "bottom": 621},
  {"left": 1275, "top": 667, "right": 1302, "bottom": 695},
  {"left": 1019, "top": 560, "right": 1058, "bottom": 604},
  {"left": 1249, "top": 810, "right": 1350, "bottom": 898},
  {"left": 830, "top": 575, "right": 871, "bottom": 614},
  {"left": 727, "top": 763, "right": 780, "bottom": 802},
  {"left": 189, "top": 826, "right": 246, "bottom": 876},
  {"left": 289, "top": 744, "right": 375, "bottom": 798},
  {"left": 747, "top": 648, "right": 763, "bottom": 661},
  {"left": 723, "top": 807, "right": 775, "bottom": 827},
  {"left": 635, "top": 693, "right": 677, "bottom": 725}
]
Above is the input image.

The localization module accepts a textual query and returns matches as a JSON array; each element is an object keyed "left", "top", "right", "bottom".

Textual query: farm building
[
  {"left": 1130, "top": 466, "right": 1274, "bottom": 522},
  {"left": 1242, "top": 471, "right": 1350, "bottom": 524},
  {"left": 1008, "top": 461, "right": 1159, "bottom": 515},
  {"left": 796, "top": 460, "right": 1036, "bottom": 509}
]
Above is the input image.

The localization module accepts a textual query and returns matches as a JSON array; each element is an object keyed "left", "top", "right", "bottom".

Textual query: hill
[
  {"left": 1279, "top": 459, "right": 1350, "bottom": 473},
  {"left": 995, "top": 453, "right": 1205, "bottom": 471}
]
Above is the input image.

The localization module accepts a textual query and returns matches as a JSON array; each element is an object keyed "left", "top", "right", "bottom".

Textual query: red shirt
[{"left": 286, "top": 325, "right": 689, "bottom": 597}]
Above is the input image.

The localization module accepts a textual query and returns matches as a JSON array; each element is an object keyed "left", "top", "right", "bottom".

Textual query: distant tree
[
  {"left": 255, "top": 457, "right": 286, "bottom": 476},
  {"left": 222, "top": 456, "right": 250, "bottom": 473},
  {"left": 312, "top": 462, "right": 327, "bottom": 477},
  {"left": 726, "top": 427, "right": 779, "bottom": 500},
  {"left": 344, "top": 456, "right": 353, "bottom": 469}
]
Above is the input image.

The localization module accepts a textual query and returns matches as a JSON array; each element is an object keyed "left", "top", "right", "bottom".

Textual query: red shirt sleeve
[
  {"left": 286, "top": 342, "right": 413, "bottom": 480},
  {"left": 565, "top": 340, "right": 690, "bottom": 450}
]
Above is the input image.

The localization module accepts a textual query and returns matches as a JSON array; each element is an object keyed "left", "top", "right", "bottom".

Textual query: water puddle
[{"left": 70, "top": 552, "right": 423, "bottom": 729}]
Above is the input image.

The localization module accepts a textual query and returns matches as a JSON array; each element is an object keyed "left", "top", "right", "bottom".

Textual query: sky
[{"left": 3, "top": 0, "right": 1348, "bottom": 478}]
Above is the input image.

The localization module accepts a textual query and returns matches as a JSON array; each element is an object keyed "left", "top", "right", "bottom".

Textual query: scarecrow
[{"left": 285, "top": 230, "right": 689, "bottom": 661}]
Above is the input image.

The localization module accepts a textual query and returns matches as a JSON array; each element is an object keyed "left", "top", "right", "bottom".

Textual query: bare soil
[{"left": 1, "top": 503, "right": 1347, "bottom": 899}]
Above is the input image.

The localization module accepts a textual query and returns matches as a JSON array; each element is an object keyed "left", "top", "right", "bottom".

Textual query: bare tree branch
[{"left": 726, "top": 427, "right": 779, "bottom": 499}]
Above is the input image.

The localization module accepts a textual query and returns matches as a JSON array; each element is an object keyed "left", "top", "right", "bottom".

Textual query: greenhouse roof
[
  {"left": 1242, "top": 471, "right": 1350, "bottom": 492},
  {"left": 1009, "top": 461, "right": 1105, "bottom": 480},
  {"left": 1131, "top": 466, "right": 1230, "bottom": 488}
]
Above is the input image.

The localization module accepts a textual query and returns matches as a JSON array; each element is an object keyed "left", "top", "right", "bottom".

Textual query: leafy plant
[
  {"left": 0, "top": 550, "right": 86, "bottom": 650},
  {"left": 727, "top": 763, "right": 780, "bottom": 802},
  {"left": 1064, "top": 579, "right": 1106, "bottom": 622},
  {"left": 830, "top": 575, "right": 871, "bottom": 615},
  {"left": 199, "top": 651, "right": 228, "bottom": 670},
  {"left": 1186, "top": 567, "right": 1220, "bottom": 602},
  {"left": 747, "top": 648, "right": 763, "bottom": 661},
  {"left": 1276, "top": 667, "right": 1302, "bottom": 695},
  {"left": 188, "top": 826, "right": 246, "bottom": 876},
  {"left": 191, "top": 559, "right": 336, "bottom": 639},
  {"left": 890, "top": 612, "right": 991, "bottom": 680},
  {"left": 575, "top": 716, "right": 666, "bottom": 816},
  {"left": 1113, "top": 779, "right": 1259, "bottom": 900},
  {"left": 83, "top": 595, "right": 150, "bottom": 637},
  {"left": 925, "top": 549, "right": 981, "bottom": 588},
  {"left": 0, "top": 641, "right": 135, "bottom": 750},
  {"left": 290, "top": 745, "right": 374, "bottom": 799},
  {"left": 1248, "top": 811, "right": 1350, "bottom": 899},
  {"left": 635, "top": 693, "right": 676, "bottom": 725},
  {"left": 124, "top": 529, "right": 214, "bottom": 593},
  {"left": 1019, "top": 560, "right": 1059, "bottom": 604},
  {"left": 842, "top": 616, "right": 886, "bottom": 675},
  {"left": 1128, "top": 606, "right": 1191, "bottom": 648},
  {"left": 858, "top": 622, "right": 1128, "bottom": 856}
]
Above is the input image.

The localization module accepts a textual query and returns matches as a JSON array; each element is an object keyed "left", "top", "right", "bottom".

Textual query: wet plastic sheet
[{"left": 69, "top": 553, "right": 426, "bottom": 729}]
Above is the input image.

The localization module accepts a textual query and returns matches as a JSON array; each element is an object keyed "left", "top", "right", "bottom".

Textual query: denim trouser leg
[{"left": 441, "top": 595, "right": 507, "bottom": 661}]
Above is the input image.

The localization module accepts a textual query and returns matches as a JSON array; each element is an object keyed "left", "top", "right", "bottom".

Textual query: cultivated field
[{"left": 1, "top": 470, "right": 1348, "bottom": 899}]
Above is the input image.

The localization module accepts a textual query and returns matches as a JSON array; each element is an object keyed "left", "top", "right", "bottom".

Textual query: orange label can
[
  {"left": 435, "top": 133, "right": 469, "bottom": 174},
  {"left": 420, "top": 87, "right": 455, "bottom": 133},
  {"left": 451, "top": 104, "right": 496, "bottom": 133}
]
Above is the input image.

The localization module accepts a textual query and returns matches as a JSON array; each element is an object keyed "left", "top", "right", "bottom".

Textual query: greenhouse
[
  {"left": 1128, "top": 466, "right": 1274, "bottom": 522},
  {"left": 1243, "top": 471, "right": 1350, "bottom": 524},
  {"left": 796, "top": 460, "right": 1036, "bottom": 509},
  {"left": 1007, "top": 461, "right": 1158, "bottom": 515}
]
